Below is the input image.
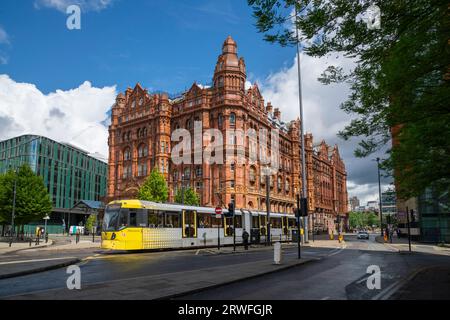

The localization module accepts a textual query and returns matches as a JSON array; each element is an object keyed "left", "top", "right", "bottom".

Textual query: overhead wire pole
[
  {"left": 295, "top": 2, "right": 308, "bottom": 243},
  {"left": 376, "top": 158, "right": 383, "bottom": 236}
]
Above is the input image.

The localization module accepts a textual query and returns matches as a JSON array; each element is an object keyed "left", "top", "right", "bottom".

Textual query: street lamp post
[
  {"left": 9, "top": 172, "right": 17, "bottom": 247},
  {"left": 181, "top": 173, "right": 185, "bottom": 204},
  {"left": 294, "top": 3, "right": 308, "bottom": 243},
  {"left": 376, "top": 158, "right": 383, "bottom": 236},
  {"left": 266, "top": 174, "right": 271, "bottom": 246}
]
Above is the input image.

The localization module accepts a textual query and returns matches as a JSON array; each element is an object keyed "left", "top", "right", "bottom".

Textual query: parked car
[{"left": 357, "top": 231, "right": 370, "bottom": 240}]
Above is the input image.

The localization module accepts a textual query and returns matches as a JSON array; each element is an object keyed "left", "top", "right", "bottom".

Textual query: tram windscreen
[{"left": 103, "top": 206, "right": 121, "bottom": 231}]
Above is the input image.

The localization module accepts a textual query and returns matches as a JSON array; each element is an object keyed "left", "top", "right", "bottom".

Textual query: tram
[{"left": 101, "top": 200, "right": 297, "bottom": 251}]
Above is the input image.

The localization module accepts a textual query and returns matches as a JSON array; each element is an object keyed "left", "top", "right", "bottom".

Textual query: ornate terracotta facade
[{"left": 107, "top": 36, "right": 348, "bottom": 230}]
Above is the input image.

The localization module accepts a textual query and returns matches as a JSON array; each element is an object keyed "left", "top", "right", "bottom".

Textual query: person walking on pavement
[
  {"left": 242, "top": 230, "right": 249, "bottom": 250},
  {"left": 75, "top": 228, "right": 80, "bottom": 244}
]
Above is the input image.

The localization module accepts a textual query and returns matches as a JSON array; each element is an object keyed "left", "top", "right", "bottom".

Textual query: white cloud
[
  {"left": 0, "top": 26, "right": 9, "bottom": 45},
  {"left": 259, "top": 53, "right": 393, "bottom": 202},
  {"left": 34, "top": 0, "right": 114, "bottom": 12},
  {"left": 0, "top": 55, "right": 8, "bottom": 65},
  {"left": 0, "top": 74, "right": 116, "bottom": 160}
]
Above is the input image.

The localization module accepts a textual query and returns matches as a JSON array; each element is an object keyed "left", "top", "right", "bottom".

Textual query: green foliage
[
  {"left": 174, "top": 187, "right": 200, "bottom": 206},
  {"left": 0, "top": 164, "right": 53, "bottom": 225},
  {"left": 137, "top": 168, "right": 168, "bottom": 203},
  {"left": 85, "top": 214, "right": 97, "bottom": 232},
  {"left": 349, "top": 211, "right": 380, "bottom": 229},
  {"left": 248, "top": 0, "right": 450, "bottom": 200}
]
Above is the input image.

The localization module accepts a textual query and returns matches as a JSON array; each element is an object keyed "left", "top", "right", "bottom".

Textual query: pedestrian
[
  {"left": 45, "top": 232, "right": 49, "bottom": 244},
  {"left": 242, "top": 230, "right": 249, "bottom": 250},
  {"left": 75, "top": 228, "right": 80, "bottom": 244},
  {"left": 35, "top": 228, "right": 40, "bottom": 245}
]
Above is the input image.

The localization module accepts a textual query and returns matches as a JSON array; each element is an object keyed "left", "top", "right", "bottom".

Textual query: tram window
[
  {"left": 165, "top": 211, "right": 180, "bottom": 228},
  {"left": 118, "top": 210, "right": 128, "bottom": 229},
  {"left": 252, "top": 216, "right": 259, "bottom": 228},
  {"left": 148, "top": 210, "right": 158, "bottom": 227},
  {"left": 197, "top": 213, "right": 210, "bottom": 228},
  {"left": 103, "top": 208, "right": 120, "bottom": 231},
  {"left": 157, "top": 211, "right": 165, "bottom": 227},
  {"left": 184, "top": 210, "right": 196, "bottom": 237},
  {"left": 129, "top": 211, "right": 137, "bottom": 227},
  {"left": 289, "top": 218, "right": 296, "bottom": 228},
  {"left": 135, "top": 209, "right": 148, "bottom": 227},
  {"left": 271, "top": 217, "right": 281, "bottom": 228},
  {"left": 260, "top": 216, "right": 267, "bottom": 226},
  {"left": 235, "top": 215, "right": 242, "bottom": 228},
  {"left": 211, "top": 216, "right": 222, "bottom": 228},
  {"left": 225, "top": 217, "right": 234, "bottom": 236}
]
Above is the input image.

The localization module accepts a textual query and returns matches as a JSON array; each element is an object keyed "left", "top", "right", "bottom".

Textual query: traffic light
[
  {"left": 294, "top": 198, "right": 308, "bottom": 217},
  {"left": 226, "top": 202, "right": 235, "bottom": 217},
  {"left": 300, "top": 197, "right": 308, "bottom": 216}
]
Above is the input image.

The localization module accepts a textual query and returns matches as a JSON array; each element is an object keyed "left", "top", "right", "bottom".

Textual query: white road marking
[{"left": 0, "top": 256, "right": 77, "bottom": 265}]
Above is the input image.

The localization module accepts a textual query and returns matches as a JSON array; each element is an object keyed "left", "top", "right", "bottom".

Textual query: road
[
  {"left": 0, "top": 234, "right": 449, "bottom": 299},
  {"left": 176, "top": 234, "right": 450, "bottom": 300}
]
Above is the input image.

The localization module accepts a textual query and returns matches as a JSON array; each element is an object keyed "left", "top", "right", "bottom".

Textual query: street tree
[
  {"left": 247, "top": 0, "right": 450, "bottom": 200},
  {"left": 85, "top": 214, "right": 97, "bottom": 234},
  {"left": 137, "top": 168, "right": 168, "bottom": 203},
  {"left": 174, "top": 187, "right": 200, "bottom": 206},
  {"left": 0, "top": 164, "right": 52, "bottom": 233}
]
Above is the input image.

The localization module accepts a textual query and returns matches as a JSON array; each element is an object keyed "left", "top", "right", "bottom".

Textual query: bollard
[
  {"left": 29, "top": 238, "right": 32, "bottom": 246},
  {"left": 274, "top": 241, "right": 282, "bottom": 265}
]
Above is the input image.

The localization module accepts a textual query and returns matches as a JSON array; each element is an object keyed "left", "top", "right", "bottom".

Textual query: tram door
[
  {"left": 283, "top": 216, "right": 289, "bottom": 236},
  {"left": 182, "top": 210, "right": 197, "bottom": 238}
]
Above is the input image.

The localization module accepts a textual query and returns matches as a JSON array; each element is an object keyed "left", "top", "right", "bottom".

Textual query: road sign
[{"left": 215, "top": 207, "right": 222, "bottom": 219}]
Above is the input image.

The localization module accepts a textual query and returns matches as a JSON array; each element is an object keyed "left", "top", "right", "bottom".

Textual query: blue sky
[
  {"left": 0, "top": 0, "right": 295, "bottom": 94},
  {"left": 0, "top": 0, "right": 392, "bottom": 203}
]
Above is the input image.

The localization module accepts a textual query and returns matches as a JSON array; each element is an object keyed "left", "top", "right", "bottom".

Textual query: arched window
[
  {"left": 285, "top": 179, "right": 290, "bottom": 193},
  {"left": 184, "top": 167, "right": 191, "bottom": 179},
  {"left": 218, "top": 76, "right": 224, "bottom": 87},
  {"left": 123, "top": 148, "right": 131, "bottom": 161},
  {"left": 277, "top": 176, "right": 282, "bottom": 191},
  {"left": 249, "top": 166, "right": 256, "bottom": 185},
  {"left": 137, "top": 128, "right": 141, "bottom": 138},
  {"left": 186, "top": 119, "right": 192, "bottom": 130},
  {"left": 218, "top": 114, "right": 223, "bottom": 128},
  {"left": 138, "top": 144, "right": 148, "bottom": 158},
  {"left": 229, "top": 113, "right": 236, "bottom": 125}
]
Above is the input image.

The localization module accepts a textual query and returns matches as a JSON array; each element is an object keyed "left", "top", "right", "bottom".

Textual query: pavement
[
  {"left": 0, "top": 239, "right": 54, "bottom": 255},
  {"left": 375, "top": 235, "right": 450, "bottom": 256}
]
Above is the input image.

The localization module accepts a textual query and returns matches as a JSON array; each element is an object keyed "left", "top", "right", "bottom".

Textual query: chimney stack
[{"left": 266, "top": 102, "right": 273, "bottom": 114}]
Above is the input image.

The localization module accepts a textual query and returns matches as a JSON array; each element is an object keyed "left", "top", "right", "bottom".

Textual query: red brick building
[{"left": 107, "top": 36, "right": 348, "bottom": 231}]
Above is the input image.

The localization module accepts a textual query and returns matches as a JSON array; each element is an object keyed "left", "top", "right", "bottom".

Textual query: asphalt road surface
[
  {"left": 176, "top": 235, "right": 450, "bottom": 300},
  {"left": 0, "top": 234, "right": 449, "bottom": 299}
]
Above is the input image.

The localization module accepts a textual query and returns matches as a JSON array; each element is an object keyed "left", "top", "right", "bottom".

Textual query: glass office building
[
  {"left": 0, "top": 135, "right": 108, "bottom": 233},
  {"left": 418, "top": 188, "right": 449, "bottom": 243}
]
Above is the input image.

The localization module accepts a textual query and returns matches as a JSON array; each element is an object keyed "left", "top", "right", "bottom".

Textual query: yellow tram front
[{"left": 101, "top": 199, "right": 199, "bottom": 251}]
